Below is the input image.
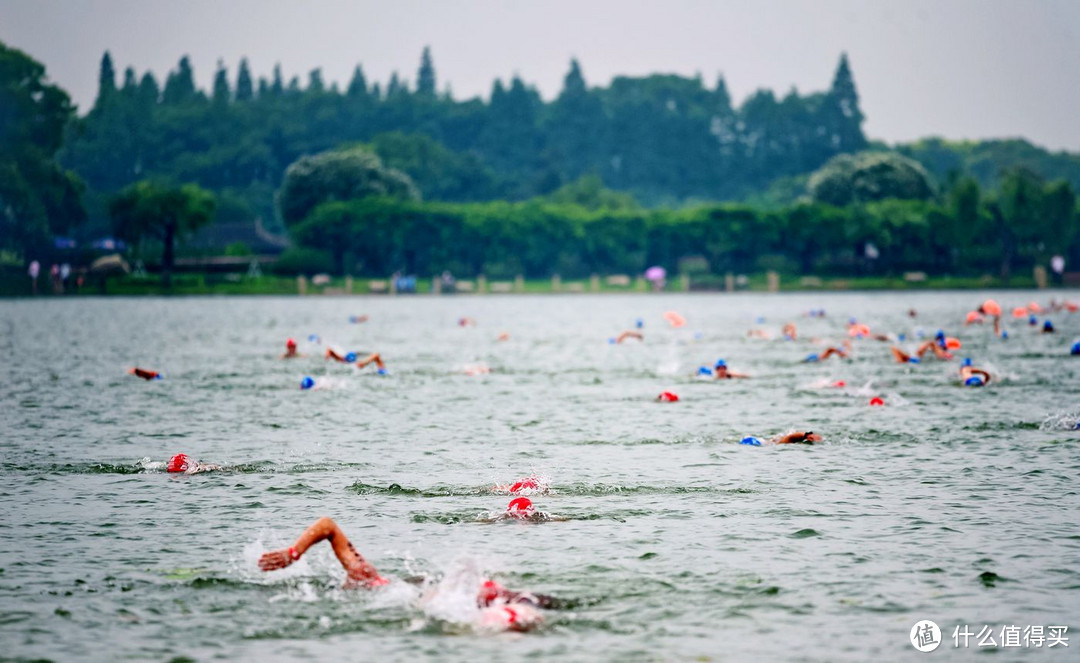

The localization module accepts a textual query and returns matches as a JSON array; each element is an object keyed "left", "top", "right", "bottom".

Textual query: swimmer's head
[
  {"left": 166, "top": 453, "right": 190, "bottom": 473},
  {"left": 478, "top": 579, "right": 503, "bottom": 606},
  {"left": 1029, "top": 315, "right": 1038, "bottom": 326},
  {"left": 509, "top": 478, "right": 539, "bottom": 493},
  {"left": 1071, "top": 342, "right": 1080, "bottom": 355},
  {"left": 961, "top": 357, "right": 972, "bottom": 367},
  {"left": 964, "top": 376, "right": 985, "bottom": 387},
  {"left": 805, "top": 353, "right": 819, "bottom": 363},
  {"left": 908, "top": 357, "right": 920, "bottom": 364},
  {"left": 300, "top": 376, "right": 315, "bottom": 390},
  {"left": 740, "top": 436, "right": 763, "bottom": 446},
  {"left": 714, "top": 359, "right": 726, "bottom": 368},
  {"left": 635, "top": 318, "right": 644, "bottom": 329},
  {"left": 308, "top": 334, "right": 319, "bottom": 343},
  {"left": 898, "top": 333, "right": 906, "bottom": 342},
  {"left": 869, "top": 397, "right": 885, "bottom": 406},
  {"left": 935, "top": 330, "right": 945, "bottom": 340},
  {"left": 507, "top": 497, "right": 534, "bottom": 517},
  {"left": 286, "top": 338, "right": 297, "bottom": 349},
  {"left": 376, "top": 367, "right": 388, "bottom": 375},
  {"left": 698, "top": 366, "right": 712, "bottom": 376},
  {"left": 345, "top": 352, "right": 358, "bottom": 363},
  {"left": 1043, "top": 320, "right": 1054, "bottom": 332}
]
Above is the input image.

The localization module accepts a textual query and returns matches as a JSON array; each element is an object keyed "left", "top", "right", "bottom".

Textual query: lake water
[{"left": 1, "top": 292, "right": 1078, "bottom": 661}]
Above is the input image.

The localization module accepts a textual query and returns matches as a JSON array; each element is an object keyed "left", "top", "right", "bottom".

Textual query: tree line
[
  {"left": 277, "top": 149, "right": 1076, "bottom": 282},
  {"left": 57, "top": 46, "right": 868, "bottom": 232}
]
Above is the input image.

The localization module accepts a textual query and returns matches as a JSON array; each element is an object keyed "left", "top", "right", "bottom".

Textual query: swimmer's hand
[{"left": 258, "top": 549, "right": 295, "bottom": 571}]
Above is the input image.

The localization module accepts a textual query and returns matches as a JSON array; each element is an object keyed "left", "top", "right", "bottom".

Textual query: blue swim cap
[
  {"left": 908, "top": 357, "right": 920, "bottom": 364},
  {"left": 300, "top": 376, "right": 315, "bottom": 390},
  {"left": 849, "top": 317, "right": 857, "bottom": 325},
  {"left": 1043, "top": 320, "right": 1054, "bottom": 332},
  {"left": 345, "top": 352, "right": 357, "bottom": 363},
  {"left": 1071, "top": 342, "right": 1080, "bottom": 355},
  {"left": 608, "top": 337, "right": 616, "bottom": 344},
  {"left": 961, "top": 357, "right": 972, "bottom": 367},
  {"left": 756, "top": 316, "right": 765, "bottom": 324},
  {"left": 898, "top": 333, "right": 906, "bottom": 342},
  {"left": 715, "top": 359, "right": 726, "bottom": 368},
  {"left": 635, "top": 318, "right": 644, "bottom": 329},
  {"left": 805, "top": 353, "right": 819, "bottom": 363},
  {"left": 308, "top": 334, "right": 319, "bottom": 342},
  {"left": 964, "top": 376, "right": 985, "bottom": 387},
  {"left": 1029, "top": 315, "right": 1038, "bottom": 325},
  {"left": 376, "top": 367, "right": 388, "bottom": 375},
  {"left": 935, "top": 330, "right": 945, "bottom": 340},
  {"left": 740, "top": 436, "right": 763, "bottom": 446},
  {"left": 698, "top": 366, "right": 713, "bottom": 376},
  {"left": 1001, "top": 330, "right": 1009, "bottom": 339}
]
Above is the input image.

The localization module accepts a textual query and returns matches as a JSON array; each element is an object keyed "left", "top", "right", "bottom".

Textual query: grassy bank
[{"left": 1, "top": 272, "right": 1058, "bottom": 297}]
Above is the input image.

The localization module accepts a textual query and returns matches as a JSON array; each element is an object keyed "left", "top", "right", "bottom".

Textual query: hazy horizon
[{"left": 3, "top": 0, "right": 1079, "bottom": 151}]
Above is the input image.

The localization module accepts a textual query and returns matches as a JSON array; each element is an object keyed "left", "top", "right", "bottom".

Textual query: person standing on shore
[{"left": 28, "top": 261, "right": 40, "bottom": 295}]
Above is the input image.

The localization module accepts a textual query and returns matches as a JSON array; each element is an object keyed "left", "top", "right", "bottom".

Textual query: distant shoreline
[{"left": 5, "top": 273, "right": 1073, "bottom": 298}]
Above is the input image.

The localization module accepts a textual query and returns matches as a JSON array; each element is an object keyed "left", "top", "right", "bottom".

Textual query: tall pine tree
[
  {"left": 347, "top": 65, "right": 368, "bottom": 97},
  {"left": 212, "top": 60, "right": 230, "bottom": 106},
  {"left": 416, "top": 46, "right": 436, "bottom": 99},
  {"left": 235, "top": 58, "right": 254, "bottom": 101},
  {"left": 162, "top": 55, "right": 197, "bottom": 104},
  {"left": 823, "top": 52, "right": 866, "bottom": 152},
  {"left": 95, "top": 51, "right": 116, "bottom": 109}
]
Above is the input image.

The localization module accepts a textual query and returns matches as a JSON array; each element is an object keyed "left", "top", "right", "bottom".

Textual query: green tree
[
  {"left": 235, "top": 58, "right": 254, "bottom": 101},
  {"left": 989, "top": 167, "right": 1043, "bottom": 280},
  {"left": 347, "top": 65, "right": 368, "bottom": 97},
  {"left": 109, "top": 181, "right": 215, "bottom": 287},
  {"left": 808, "top": 151, "right": 936, "bottom": 206},
  {"left": 95, "top": 51, "right": 116, "bottom": 109},
  {"left": 0, "top": 41, "right": 86, "bottom": 255},
  {"left": 822, "top": 52, "right": 866, "bottom": 153},
  {"left": 137, "top": 71, "right": 159, "bottom": 107},
  {"left": 277, "top": 146, "right": 420, "bottom": 227},
  {"left": 368, "top": 131, "right": 500, "bottom": 201},
  {"left": 162, "top": 55, "right": 198, "bottom": 104},
  {"left": 212, "top": 60, "right": 230, "bottom": 106},
  {"left": 416, "top": 47, "right": 436, "bottom": 99}
]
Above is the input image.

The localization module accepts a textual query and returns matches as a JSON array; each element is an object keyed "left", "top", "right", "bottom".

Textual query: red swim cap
[
  {"left": 869, "top": 397, "right": 884, "bottom": 407},
  {"left": 167, "top": 453, "right": 190, "bottom": 473},
  {"left": 507, "top": 497, "right": 533, "bottom": 516},
  {"left": 509, "top": 478, "right": 539, "bottom": 493},
  {"left": 658, "top": 391, "right": 679, "bottom": 402},
  {"left": 286, "top": 338, "right": 297, "bottom": 348},
  {"left": 831, "top": 380, "right": 846, "bottom": 388},
  {"left": 478, "top": 579, "right": 505, "bottom": 606}
]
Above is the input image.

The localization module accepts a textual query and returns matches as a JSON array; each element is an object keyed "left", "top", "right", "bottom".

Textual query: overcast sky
[{"left": 3, "top": 0, "right": 1078, "bottom": 150}]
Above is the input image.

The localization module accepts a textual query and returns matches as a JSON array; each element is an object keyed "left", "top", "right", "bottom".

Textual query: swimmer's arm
[
  {"left": 258, "top": 516, "right": 376, "bottom": 581},
  {"left": 774, "top": 431, "right": 821, "bottom": 444},
  {"left": 973, "top": 369, "right": 992, "bottom": 383},
  {"left": 185, "top": 463, "right": 221, "bottom": 475},
  {"left": 728, "top": 371, "right": 750, "bottom": 379}
]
